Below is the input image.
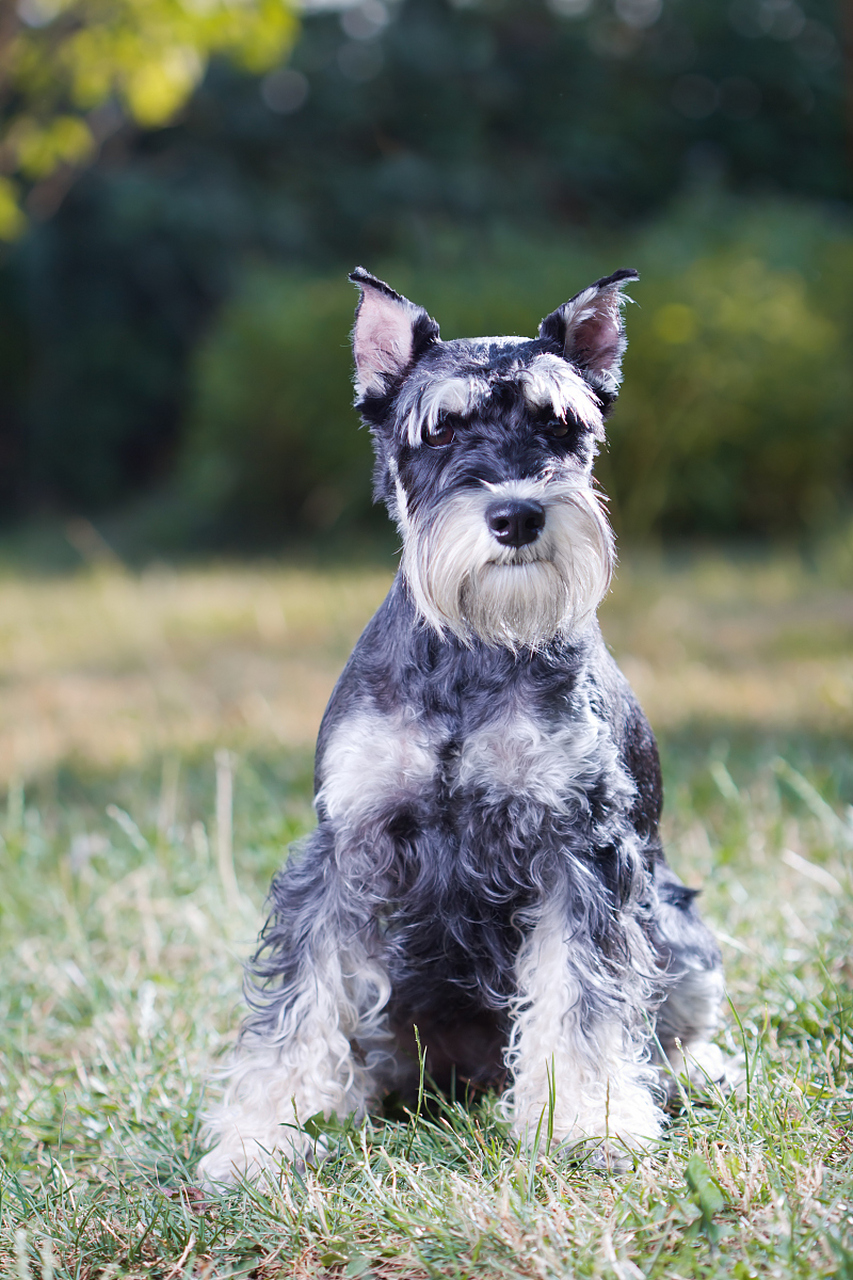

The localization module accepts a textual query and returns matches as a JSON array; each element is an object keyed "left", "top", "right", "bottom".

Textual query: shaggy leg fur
[
  {"left": 198, "top": 838, "right": 394, "bottom": 1187},
  {"left": 649, "top": 861, "right": 730, "bottom": 1098},
  {"left": 502, "top": 899, "right": 663, "bottom": 1157}
]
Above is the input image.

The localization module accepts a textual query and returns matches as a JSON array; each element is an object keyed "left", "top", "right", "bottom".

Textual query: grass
[{"left": 0, "top": 548, "right": 851, "bottom": 1278}]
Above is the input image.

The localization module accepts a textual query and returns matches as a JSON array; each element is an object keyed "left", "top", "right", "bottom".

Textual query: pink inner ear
[
  {"left": 354, "top": 288, "right": 416, "bottom": 389},
  {"left": 572, "top": 312, "right": 620, "bottom": 374}
]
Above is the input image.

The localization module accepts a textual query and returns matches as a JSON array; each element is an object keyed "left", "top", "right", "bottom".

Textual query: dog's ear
[
  {"left": 539, "top": 269, "right": 638, "bottom": 396},
  {"left": 350, "top": 268, "right": 440, "bottom": 398}
]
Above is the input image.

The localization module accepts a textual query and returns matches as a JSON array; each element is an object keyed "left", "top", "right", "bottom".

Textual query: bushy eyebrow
[
  {"left": 401, "top": 375, "right": 487, "bottom": 446},
  {"left": 517, "top": 355, "right": 604, "bottom": 437},
  {"left": 398, "top": 353, "right": 604, "bottom": 446}
]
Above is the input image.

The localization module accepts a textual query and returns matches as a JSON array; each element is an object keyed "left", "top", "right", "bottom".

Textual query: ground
[{"left": 0, "top": 547, "right": 850, "bottom": 1278}]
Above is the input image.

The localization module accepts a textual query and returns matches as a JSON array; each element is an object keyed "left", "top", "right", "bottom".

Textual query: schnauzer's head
[{"left": 350, "top": 267, "right": 637, "bottom": 651}]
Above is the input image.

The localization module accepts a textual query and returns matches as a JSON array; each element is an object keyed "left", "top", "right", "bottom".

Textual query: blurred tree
[
  {"left": 205, "top": 0, "right": 846, "bottom": 247},
  {"left": 0, "top": 0, "right": 296, "bottom": 238},
  {"left": 0, "top": 0, "right": 849, "bottom": 533}
]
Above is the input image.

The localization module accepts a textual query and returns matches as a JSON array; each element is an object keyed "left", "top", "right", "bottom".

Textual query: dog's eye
[
  {"left": 424, "top": 418, "right": 456, "bottom": 448},
  {"left": 545, "top": 418, "right": 570, "bottom": 438}
]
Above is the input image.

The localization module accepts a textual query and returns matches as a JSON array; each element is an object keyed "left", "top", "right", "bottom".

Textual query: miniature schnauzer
[{"left": 199, "top": 267, "right": 726, "bottom": 1186}]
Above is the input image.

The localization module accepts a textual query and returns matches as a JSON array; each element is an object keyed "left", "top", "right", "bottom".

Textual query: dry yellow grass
[
  {"left": 603, "top": 553, "right": 853, "bottom": 733},
  {"left": 0, "top": 565, "right": 390, "bottom": 782},
  {"left": 0, "top": 551, "right": 849, "bottom": 786}
]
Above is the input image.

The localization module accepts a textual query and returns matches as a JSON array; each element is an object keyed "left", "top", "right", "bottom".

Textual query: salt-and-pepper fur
[{"left": 198, "top": 267, "right": 725, "bottom": 1187}]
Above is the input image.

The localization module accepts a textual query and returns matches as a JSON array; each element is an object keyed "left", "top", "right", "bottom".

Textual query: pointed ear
[
  {"left": 539, "top": 268, "right": 638, "bottom": 395},
  {"left": 350, "top": 268, "right": 440, "bottom": 398}
]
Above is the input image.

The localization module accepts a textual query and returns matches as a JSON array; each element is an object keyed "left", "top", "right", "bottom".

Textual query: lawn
[{"left": 0, "top": 549, "right": 850, "bottom": 1278}]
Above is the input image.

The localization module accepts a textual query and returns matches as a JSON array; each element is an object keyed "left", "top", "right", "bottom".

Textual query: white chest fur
[
  {"left": 317, "top": 694, "right": 632, "bottom": 826},
  {"left": 456, "top": 701, "right": 624, "bottom": 811}
]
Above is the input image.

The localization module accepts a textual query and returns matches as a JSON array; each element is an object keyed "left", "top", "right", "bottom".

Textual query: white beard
[{"left": 403, "top": 475, "right": 615, "bottom": 650}]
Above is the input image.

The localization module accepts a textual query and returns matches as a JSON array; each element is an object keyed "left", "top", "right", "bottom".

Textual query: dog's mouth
[{"left": 487, "top": 548, "right": 549, "bottom": 568}]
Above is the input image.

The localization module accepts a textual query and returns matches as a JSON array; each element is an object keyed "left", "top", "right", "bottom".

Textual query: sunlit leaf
[
  {"left": 0, "top": 179, "right": 27, "bottom": 240},
  {"left": 3, "top": 0, "right": 298, "bottom": 227}
]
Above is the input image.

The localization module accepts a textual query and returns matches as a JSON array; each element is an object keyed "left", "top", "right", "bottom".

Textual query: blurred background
[{"left": 0, "top": 0, "right": 850, "bottom": 560}]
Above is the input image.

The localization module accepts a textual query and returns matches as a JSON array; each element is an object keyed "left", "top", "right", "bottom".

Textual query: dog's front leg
[
  {"left": 503, "top": 896, "right": 663, "bottom": 1163},
  {"left": 198, "top": 827, "right": 392, "bottom": 1188}
]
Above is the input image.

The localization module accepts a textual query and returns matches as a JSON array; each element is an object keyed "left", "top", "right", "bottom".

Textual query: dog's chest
[{"left": 317, "top": 687, "right": 621, "bottom": 827}]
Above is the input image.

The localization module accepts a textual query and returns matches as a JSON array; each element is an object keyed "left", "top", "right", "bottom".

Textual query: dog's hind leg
[
  {"left": 198, "top": 829, "right": 393, "bottom": 1188},
  {"left": 503, "top": 895, "right": 663, "bottom": 1162},
  {"left": 650, "top": 861, "right": 736, "bottom": 1097}
]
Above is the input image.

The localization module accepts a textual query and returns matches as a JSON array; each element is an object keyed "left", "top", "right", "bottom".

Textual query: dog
[{"left": 198, "top": 267, "right": 727, "bottom": 1187}]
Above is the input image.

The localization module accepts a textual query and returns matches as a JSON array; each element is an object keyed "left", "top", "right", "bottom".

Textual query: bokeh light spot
[{"left": 654, "top": 303, "right": 698, "bottom": 344}]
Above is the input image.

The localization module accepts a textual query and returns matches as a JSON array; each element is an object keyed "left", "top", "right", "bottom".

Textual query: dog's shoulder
[
  {"left": 581, "top": 629, "right": 663, "bottom": 838},
  {"left": 314, "top": 573, "right": 418, "bottom": 765}
]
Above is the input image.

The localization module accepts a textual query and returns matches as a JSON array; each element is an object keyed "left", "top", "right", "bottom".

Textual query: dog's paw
[
  {"left": 197, "top": 1128, "right": 332, "bottom": 1192},
  {"left": 516, "top": 1101, "right": 661, "bottom": 1173},
  {"left": 553, "top": 1135, "right": 640, "bottom": 1174},
  {"left": 661, "top": 1040, "right": 747, "bottom": 1102}
]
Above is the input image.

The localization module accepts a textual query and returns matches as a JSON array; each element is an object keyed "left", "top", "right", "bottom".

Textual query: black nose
[{"left": 485, "top": 499, "right": 546, "bottom": 548}]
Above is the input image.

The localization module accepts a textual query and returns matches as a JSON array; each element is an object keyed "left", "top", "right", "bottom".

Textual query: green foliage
[
  {"left": 271, "top": 0, "right": 846, "bottom": 240},
  {"left": 180, "top": 195, "right": 853, "bottom": 543},
  {"left": 0, "top": 0, "right": 296, "bottom": 238},
  {"left": 182, "top": 273, "right": 376, "bottom": 544},
  {"left": 0, "top": 0, "right": 847, "bottom": 529},
  {"left": 684, "top": 1153, "right": 728, "bottom": 1245},
  {"left": 2, "top": 0, "right": 846, "bottom": 247},
  {"left": 604, "top": 199, "right": 853, "bottom": 538}
]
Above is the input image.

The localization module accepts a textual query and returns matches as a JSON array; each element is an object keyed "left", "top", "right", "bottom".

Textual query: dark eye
[
  {"left": 424, "top": 417, "right": 456, "bottom": 447},
  {"left": 545, "top": 417, "right": 570, "bottom": 439}
]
